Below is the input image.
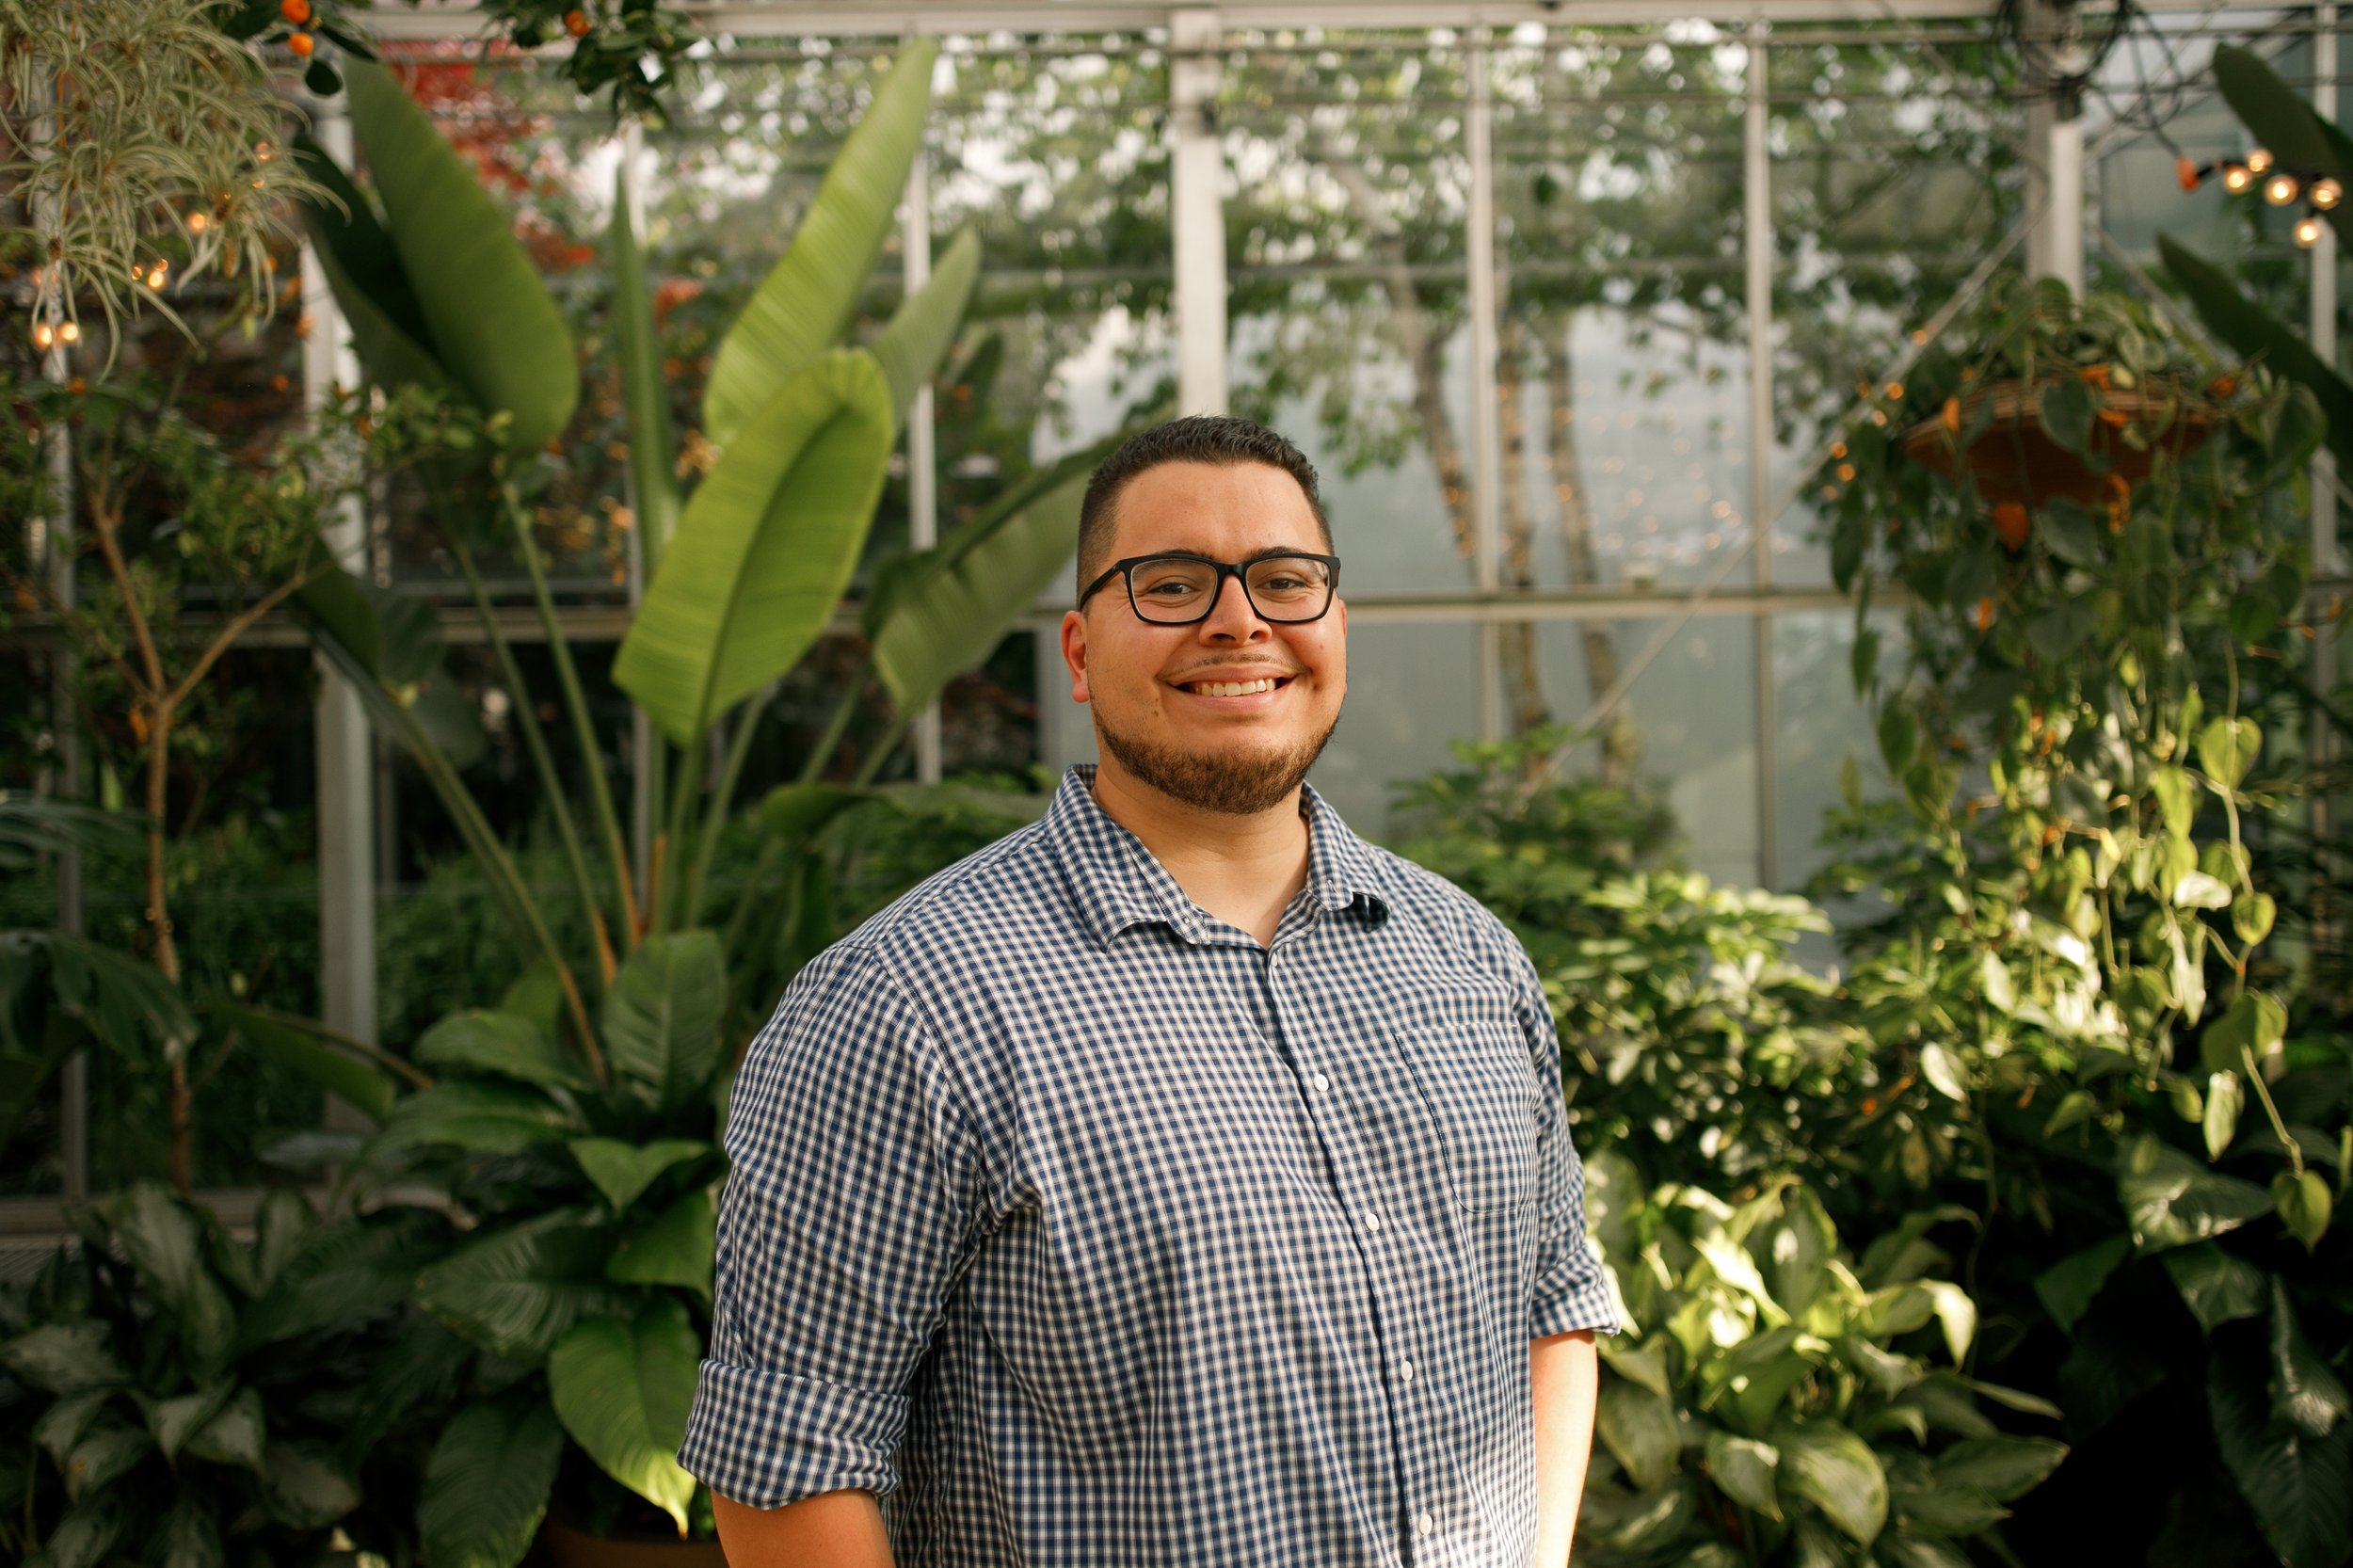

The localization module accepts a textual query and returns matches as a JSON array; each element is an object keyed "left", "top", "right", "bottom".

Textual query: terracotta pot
[
  {"left": 536, "top": 1517, "right": 729, "bottom": 1568},
  {"left": 1900, "top": 378, "right": 2223, "bottom": 508}
]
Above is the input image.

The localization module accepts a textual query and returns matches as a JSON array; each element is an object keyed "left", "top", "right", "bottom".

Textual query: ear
[{"left": 1060, "top": 608, "right": 1092, "bottom": 704}]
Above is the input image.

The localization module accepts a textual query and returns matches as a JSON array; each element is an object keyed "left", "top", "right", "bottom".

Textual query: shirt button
[
  {"left": 1361, "top": 1209, "right": 1382, "bottom": 1234},
  {"left": 1398, "top": 1359, "right": 1415, "bottom": 1384},
  {"left": 1309, "top": 1072, "right": 1330, "bottom": 1094},
  {"left": 1416, "top": 1512, "right": 1435, "bottom": 1536}
]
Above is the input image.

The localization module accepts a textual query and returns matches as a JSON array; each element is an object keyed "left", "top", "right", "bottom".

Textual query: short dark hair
[{"left": 1076, "top": 415, "right": 1330, "bottom": 597}]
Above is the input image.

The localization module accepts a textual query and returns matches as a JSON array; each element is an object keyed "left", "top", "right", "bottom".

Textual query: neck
[{"left": 1087, "top": 757, "right": 1312, "bottom": 946}]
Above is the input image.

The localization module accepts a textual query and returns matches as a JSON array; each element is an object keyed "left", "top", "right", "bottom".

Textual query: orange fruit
[
  {"left": 1974, "top": 597, "right": 1996, "bottom": 632},
  {"left": 280, "top": 0, "right": 311, "bottom": 21},
  {"left": 2079, "top": 363, "right": 2110, "bottom": 389},
  {"left": 2208, "top": 374, "right": 2237, "bottom": 398},
  {"left": 2177, "top": 155, "right": 2201, "bottom": 191},
  {"left": 565, "top": 8, "right": 591, "bottom": 34},
  {"left": 1993, "top": 502, "right": 2029, "bottom": 552},
  {"left": 288, "top": 29, "right": 314, "bottom": 55},
  {"left": 1941, "top": 396, "right": 1961, "bottom": 434}
]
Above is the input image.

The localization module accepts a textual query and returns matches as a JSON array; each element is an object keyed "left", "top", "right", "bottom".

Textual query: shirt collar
[{"left": 1044, "top": 764, "right": 1390, "bottom": 949}]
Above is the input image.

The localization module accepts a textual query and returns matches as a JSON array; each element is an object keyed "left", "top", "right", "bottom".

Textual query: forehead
[{"left": 1108, "top": 461, "right": 1325, "bottom": 556}]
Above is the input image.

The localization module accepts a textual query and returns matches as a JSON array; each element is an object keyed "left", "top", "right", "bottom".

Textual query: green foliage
[{"left": 0, "top": 1186, "right": 458, "bottom": 1567}]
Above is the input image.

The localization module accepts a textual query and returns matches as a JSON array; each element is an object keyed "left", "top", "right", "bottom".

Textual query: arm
[
  {"left": 1530, "top": 1329, "right": 1600, "bottom": 1567},
  {"left": 714, "top": 1490, "right": 894, "bottom": 1568}
]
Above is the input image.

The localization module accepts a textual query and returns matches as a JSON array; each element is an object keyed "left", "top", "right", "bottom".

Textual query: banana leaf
[
  {"left": 610, "top": 163, "right": 680, "bottom": 572},
  {"left": 2158, "top": 233, "right": 2353, "bottom": 472},
  {"left": 872, "top": 226, "right": 983, "bottom": 420}
]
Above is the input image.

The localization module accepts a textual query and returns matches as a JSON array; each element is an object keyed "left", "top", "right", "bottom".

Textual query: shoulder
[{"left": 813, "top": 817, "right": 1070, "bottom": 1001}]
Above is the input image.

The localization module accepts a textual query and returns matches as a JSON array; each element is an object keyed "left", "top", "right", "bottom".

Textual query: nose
[{"left": 1195, "top": 569, "right": 1272, "bottom": 643}]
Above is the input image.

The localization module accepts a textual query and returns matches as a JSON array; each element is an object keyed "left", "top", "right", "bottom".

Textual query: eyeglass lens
[{"left": 1128, "top": 556, "right": 1334, "bottom": 622}]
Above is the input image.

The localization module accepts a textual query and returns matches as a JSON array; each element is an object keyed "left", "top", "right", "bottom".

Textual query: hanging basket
[{"left": 1900, "top": 378, "right": 2226, "bottom": 508}]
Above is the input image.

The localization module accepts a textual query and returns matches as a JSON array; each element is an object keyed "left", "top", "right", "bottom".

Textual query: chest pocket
[{"left": 1388, "top": 983, "right": 1543, "bottom": 1213}]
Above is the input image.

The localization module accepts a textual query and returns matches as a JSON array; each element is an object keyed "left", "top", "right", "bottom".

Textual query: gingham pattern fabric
[{"left": 679, "top": 764, "right": 1618, "bottom": 1565}]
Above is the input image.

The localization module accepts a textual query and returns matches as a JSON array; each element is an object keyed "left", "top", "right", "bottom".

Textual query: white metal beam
[
  {"left": 1172, "top": 8, "right": 1228, "bottom": 415},
  {"left": 1747, "top": 30, "right": 1779, "bottom": 888},
  {"left": 301, "top": 89, "right": 378, "bottom": 1059},
  {"left": 904, "top": 138, "right": 945, "bottom": 784},
  {"left": 1466, "top": 26, "right": 1504, "bottom": 740},
  {"left": 2314, "top": 2, "right": 2338, "bottom": 853},
  {"left": 2023, "top": 0, "right": 2086, "bottom": 294}
]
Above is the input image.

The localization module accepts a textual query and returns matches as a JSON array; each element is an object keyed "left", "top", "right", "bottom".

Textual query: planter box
[{"left": 1901, "top": 378, "right": 2223, "bottom": 508}]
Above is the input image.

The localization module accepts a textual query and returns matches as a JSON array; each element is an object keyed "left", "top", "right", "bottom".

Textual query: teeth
[{"left": 1193, "top": 678, "right": 1278, "bottom": 696}]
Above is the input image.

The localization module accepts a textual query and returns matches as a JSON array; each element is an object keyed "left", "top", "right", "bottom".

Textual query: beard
[{"left": 1094, "top": 709, "right": 1339, "bottom": 815}]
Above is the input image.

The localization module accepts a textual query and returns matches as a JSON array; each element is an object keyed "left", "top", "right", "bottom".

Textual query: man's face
[{"left": 1060, "top": 461, "right": 1348, "bottom": 815}]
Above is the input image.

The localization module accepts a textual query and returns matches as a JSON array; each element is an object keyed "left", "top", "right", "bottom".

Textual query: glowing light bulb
[
  {"left": 2314, "top": 178, "right": 2343, "bottom": 211},
  {"left": 57, "top": 321, "right": 80, "bottom": 344},
  {"left": 2297, "top": 213, "right": 2325, "bottom": 248},
  {"left": 2248, "top": 147, "right": 2275, "bottom": 175},
  {"left": 186, "top": 211, "right": 210, "bottom": 233},
  {"left": 2222, "top": 162, "right": 2254, "bottom": 193},
  {"left": 31, "top": 322, "right": 54, "bottom": 348},
  {"left": 2265, "top": 172, "right": 2301, "bottom": 205}
]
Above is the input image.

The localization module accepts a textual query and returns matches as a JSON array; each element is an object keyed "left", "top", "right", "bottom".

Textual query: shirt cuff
[
  {"left": 1530, "top": 1248, "right": 1623, "bottom": 1338},
  {"left": 676, "top": 1359, "right": 908, "bottom": 1507}
]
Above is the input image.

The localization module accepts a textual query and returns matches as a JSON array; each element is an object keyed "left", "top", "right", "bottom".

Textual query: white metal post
[
  {"left": 1744, "top": 30, "right": 1781, "bottom": 889},
  {"left": 1466, "top": 27, "right": 1505, "bottom": 742},
  {"left": 2024, "top": 0, "right": 2087, "bottom": 294},
  {"left": 905, "top": 141, "right": 944, "bottom": 784},
  {"left": 2314, "top": 4, "right": 2339, "bottom": 850},
  {"left": 1172, "top": 8, "right": 1229, "bottom": 415},
  {"left": 302, "top": 91, "right": 377, "bottom": 1058}
]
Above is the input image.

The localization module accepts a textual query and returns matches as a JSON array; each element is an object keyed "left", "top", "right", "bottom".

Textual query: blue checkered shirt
[{"left": 679, "top": 765, "right": 1617, "bottom": 1564}]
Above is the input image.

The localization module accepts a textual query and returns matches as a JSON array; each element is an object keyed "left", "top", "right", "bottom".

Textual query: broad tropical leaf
[
  {"left": 370, "top": 1080, "right": 575, "bottom": 1159},
  {"left": 419, "top": 1394, "right": 565, "bottom": 1568},
  {"left": 216, "top": 1003, "right": 400, "bottom": 1124},
  {"left": 1773, "top": 1420, "right": 1888, "bottom": 1544},
  {"left": 144, "top": 1380, "right": 233, "bottom": 1462},
  {"left": 184, "top": 1386, "right": 265, "bottom": 1472},
  {"left": 242, "top": 1208, "right": 453, "bottom": 1350},
  {"left": 343, "top": 61, "right": 578, "bottom": 453},
  {"left": 1705, "top": 1430, "right": 1783, "bottom": 1520},
  {"left": 548, "top": 1298, "right": 701, "bottom": 1530},
  {"left": 868, "top": 442, "right": 1110, "bottom": 715},
  {"left": 610, "top": 163, "right": 680, "bottom": 571},
  {"left": 757, "top": 783, "right": 872, "bottom": 844},
  {"left": 2033, "top": 1236, "right": 2130, "bottom": 1336},
  {"left": 296, "top": 185, "right": 452, "bottom": 400},
  {"left": 606, "top": 1185, "right": 719, "bottom": 1295},
  {"left": 872, "top": 226, "right": 983, "bottom": 418},
  {"left": 2161, "top": 1242, "right": 2268, "bottom": 1334},
  {"left": 2160, "top": 234, "right": 2353, "bottom": 472},
  {"left": 569, "top": 1137, "right": 712, "bottom": 1215},
  {"left": 603, "top": 932, "right": 727, "bottom": 1112},
  {"left": 2, "top": 1320, "right": 124, "bottom": 1393},
  {"left": 156, "top": 1493, "right": 224, "bottom": 1568},
  {"left": 616, "top": 351, "right": 896, "bottom": 745},
  {"left": 1596, "top": 1379, "right": 1679, "bottom": 1492},
  {"left": 105, "top": 1186, "right": 235, "bottom": 1375},
  {"left": 415, "top": 1213, "right": 624, "bottom": 1365},
  {"left": 260, "top": 1442, "right": 361, "bottom": 1528},
  {"left": 62, "top": 1417, "right": 151, "bottom": 1500},
  {"left": 2118, "top": 1135, "right": 2274, "bottom": 1253},
  {"left": 2210, "top": 1321, "right": 2353, "bottom": 1568},
  {"left": 33, "top": 1390, "right": 111, "bottom": 1465},
  {"left": 415, "top": 1009, "right": 594, "bottom": 1093},
  {"left": 1932, "top": 1436, "right": 2069, "bottom": 1501},
  {"left": 41, "top": 1500, "right": 124, "bottom": 1568},
  {"left": 292, "top": 133, "right": 432, "bottom": 350},
  {"left": 702, "top": 37, "right": 938, "bottom": 445},
  {"left": 295, "top": 568, "right": 488, "bottom": 767}
]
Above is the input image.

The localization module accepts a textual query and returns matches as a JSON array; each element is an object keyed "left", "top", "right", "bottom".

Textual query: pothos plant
[
  {"left": 1575, "top": 1166, "right": 2068, "bottom": 1568},
  {"left": 1815, "top": 274, "right": 2349, "bottom": 1568}
]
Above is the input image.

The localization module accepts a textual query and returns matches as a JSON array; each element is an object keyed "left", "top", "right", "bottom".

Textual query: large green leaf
[
  {"left": 415, "top": 1213, "right": 623, "bottom": 1365},
  {"left": 2, "top": 1321, "right": 124, "bottom": 1394},
  {"left": 568, "top": 1137, "right": 712, "bottom": 1215},
  {"left": 610, "top": 163, "right": 680, "bottom": 572},
  {"left": 548, "top": 1298, "right": 701, "bottom": 1531},
  {"left": 1705, "top": 1430, "right": 1783, "bottom": 1520},
  {"left": 414, "top": 1009, "right": 594, "bottom": 1094},
  {"left": 40, "top": 1500, "right": 124, "bottom": 1568},
  {"left": 292, "top": 133, "right": 432, "bottom": 352},
  {"left": 2161, "top": 1242, "right": 2268, "bottom": 1334},
  {"left": 1756, "top": 1185, "right": 1838, "bottom": 1318},
  {"left": 2159, "top": 234, "right": 2353, "bottom": 472},
  {"left": 2210, "top": 1321, "right": 2353, "bottom": 1568},
  {"left": 1773, "top": 1420, "right": 1888, "bottom": 1545},
  {"left": 241, "top": 1208, "right": 452, "bottom": 1350},
  {"left": 702, "top": 37, "right": 938, "bottom": 445},
  {"left": 2033, "top": 1235, "right": 2130, "bottom": 1336},
  {"left": 260, "top": 1442, "right": 361, "bottom": 1528},
  {"left": 184, "top": 1386, "right": 265, "bottom": 1472},
  {"left": 616, "top": 350, "right": 896, "bottom": 745},
  {"left": 369, "top": 1080, "right": 575, "bottom": 1159},
  {"left": 62, "top": 1417, "right": 151, "bottom": 1500},
  {"left": 867, "top": 447, "right": 1105, "bottom": 716},
  {"left": 216, "top": 1003, "right": 399, "bottom": 1124},
  {"left": 33, "top": 1390, "right": 112, "bottom": 1465},
  {"left": 872, "top": 226, "right": 983, "bottom": 419},
  {"left": 156, "top": 1492, "right": 224, "bottom": 1568},
  {"left": 1932, "top": 1436, "right": 2069, "bottom": 1501},
  {"left": 419, "top": 1394, "right": 564, "bottom": 1568},
  {"left": 294, "top": 568, "right": 488, "bottom": 767},
  {"left": 343, "top": 61, "right": 577, "bottom": 453},
  {"left": 104, "top": 1186, "right": 235, "bottom": 1376},
  {"left": 603, "top": 931, "right": 727, "bottom": 1112},
  {"left": 2268, "top": 1278, "right": 2351, "bottom": 1439},
  {"left": 1596, "top": 1379, "right": 1680, "bottom": 1492},
  {"left": 2118, "top": 1135, "right": 2275, "bottom": 1253},
  {"left": 143, "top": 1381, "right": 233, "bottom": 1463},
  {"left": 606, "top": 1185, "right": 718, "bottom": 1296}
]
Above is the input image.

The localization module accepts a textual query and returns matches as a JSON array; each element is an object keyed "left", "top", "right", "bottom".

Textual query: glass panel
[
  {"left": 1493, "top": 24, "right": 1754, "bottom": 594},
  {"left": 1769, "top": 26, "right": 2018, "bottom": 587},
  {"left": 1541, "top": 613, "right": 1761, "bottom": 888},
  {"left": 1224, "top": 27, "right": 1476, "bottom": 596},
  {"left": 1772, "top": 607, "right": 1902, "bottom": 895}
]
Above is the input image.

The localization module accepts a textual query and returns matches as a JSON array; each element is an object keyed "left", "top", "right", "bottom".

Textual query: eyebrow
[{"left": 1135, "top": 547, "right": 1325, "bottom": 564}]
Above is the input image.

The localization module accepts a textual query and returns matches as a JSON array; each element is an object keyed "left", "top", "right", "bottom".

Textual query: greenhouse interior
[{"left": 3, "top": 0, "right": 2350, "bottom": 1562}]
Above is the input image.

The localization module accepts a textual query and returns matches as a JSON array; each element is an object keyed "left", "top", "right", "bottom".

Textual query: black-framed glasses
[{"left": 1077, "top": 552, "right": 1342, "bottom": 625}]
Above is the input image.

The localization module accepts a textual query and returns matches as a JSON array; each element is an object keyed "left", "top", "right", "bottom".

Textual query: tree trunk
[
  {"left": 1540, "top": 319, "right": 1642, "bottom": 787},
  {"left": 1495, "top": 315, "right": 1549, "bottom": 736},
  {"left": 143, "top": 697, "right": 192, "bottom": 1196}
]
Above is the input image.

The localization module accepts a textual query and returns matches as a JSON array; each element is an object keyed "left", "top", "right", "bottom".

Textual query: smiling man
[{"left": 680, "top": 416, "right": 1617, "bottom": 1566}]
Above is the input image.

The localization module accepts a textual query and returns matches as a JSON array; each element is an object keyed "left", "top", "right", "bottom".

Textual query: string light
[
  {"left": 2247, "top": 147, "right": 2275, "bottom": 175},
  {"left": 2315, "top": 178, "right": 2343, "bottom": 211},
  {"left": 57, "top": 321, "right": 80, "bottom": 344},
  {"left": 2296, "top": 213, "right": 2325, "bottom": 248},
  {"left": 2222, "top": 162, "right": 2254, "bottom": 193},
  {"left": 186, "top": 211, "right": 211, "bottom": 233},
  {"left": 31, "top": 321, "right": 55, "bottom": 348},
  {"left": 2265, "top": 171, "right": 2301, "bottom": 205}
]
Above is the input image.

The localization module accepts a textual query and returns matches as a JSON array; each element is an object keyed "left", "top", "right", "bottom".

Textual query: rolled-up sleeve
[
  {"left": 678, "top": 944, "right": 980, "bottom": 1507},
  {"left": 1507, "top": 941, "right": 1620, "bottom": 1340}
]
